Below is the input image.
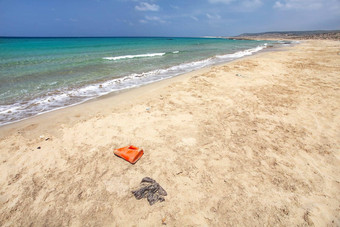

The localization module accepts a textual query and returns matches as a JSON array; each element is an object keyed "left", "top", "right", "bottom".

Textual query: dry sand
[{"left": 0, "top": 40, "right": 339, "bottom": 226}]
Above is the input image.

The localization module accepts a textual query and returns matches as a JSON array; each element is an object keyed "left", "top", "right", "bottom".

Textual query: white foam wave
[
  {"left": 0, "top": 44, "right": 268, "bottom": 126},
  {"left": 172, "top": 51, "right": 179, "bottom": 54},
  {"left": 103, "top": 52, "right": 165, "bottom": 61},
  {"left": 217, "top": 44, "right": 267, "bottom": 59}
]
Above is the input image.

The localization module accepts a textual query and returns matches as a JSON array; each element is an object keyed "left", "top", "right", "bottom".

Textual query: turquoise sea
[{"left": 0, "top": 37, "right": 273, "bottom": 126}]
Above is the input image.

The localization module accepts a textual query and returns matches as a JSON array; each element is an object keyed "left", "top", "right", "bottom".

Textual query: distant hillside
[{"left": 234, "top": 30, "right": 340, "bottom": 40}]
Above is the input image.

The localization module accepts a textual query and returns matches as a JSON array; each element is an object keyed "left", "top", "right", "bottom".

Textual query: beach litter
[
  {"left": 162, "top": 217, "right": 167, "bottom": 225},
  {"left": 114, "top": 145, "right": 144, "bottom": 164},
  {"left": 39, "top": 135, "right": 50, "bottom": 141},
  {"left": 132, "top": 177, "right": 167, "bottom": 205}
]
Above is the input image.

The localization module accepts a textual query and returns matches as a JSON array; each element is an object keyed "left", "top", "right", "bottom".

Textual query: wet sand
[{"left": 0, "top": 40, "right": 339, "bottom": 226}]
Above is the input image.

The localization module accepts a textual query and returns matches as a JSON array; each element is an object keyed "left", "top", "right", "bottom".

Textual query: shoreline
[
  {"left": 0, "top": 54, "right": 256, "bottom": 137},
  {"left": 0, "top": 40, "right": 271, "bottom": 128},
  {"left": 0, "top": 40, "right": 339, "bottom": 226},
  {"left": 0, "top": 43, "right": 277, "bottom": 136}
]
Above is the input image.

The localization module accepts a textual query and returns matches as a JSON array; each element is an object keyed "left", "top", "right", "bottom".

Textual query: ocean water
[{"left": 0, "top": 37, "right": 272, "bottom": 126}]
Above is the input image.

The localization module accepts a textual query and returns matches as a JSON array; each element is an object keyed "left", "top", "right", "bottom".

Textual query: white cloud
[
  {"left": 191, "top": 16, "right": 199, "bottom": 21},
  {"left": 273, "top": 0, "right": 324, "bottom": 10},
  {"left": 170, "top": 5, "right": 180, "bottom": 10},
  {"left": 208, "top": 0, "right": 234, "bottom": 4},
  {"left": 135, "top": 2, "right": 160, "bottom": 11},
  {"left": 206, "top": 13, "right": 221, "bottom": 20},
  {"left": 145, "top": 15, "right": 166, "bottom": 23},
  {"left": 274, "top": 1, "right": 284, "bottom": 8},
  {"left": 242, "top": 0, "right": 262, "bottom": 8},
  {"left": 208, "top": 0, "right": 263, "bottom": 11}
]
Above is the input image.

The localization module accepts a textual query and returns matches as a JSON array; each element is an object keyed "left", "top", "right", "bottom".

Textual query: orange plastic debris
[{"left": 114, "top": 145, "right": 144, "bottom": 164}]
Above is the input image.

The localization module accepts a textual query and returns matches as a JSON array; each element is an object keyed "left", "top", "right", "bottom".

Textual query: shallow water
[{"left": 0, "top": 37, "right": 273, "bottom": 125}]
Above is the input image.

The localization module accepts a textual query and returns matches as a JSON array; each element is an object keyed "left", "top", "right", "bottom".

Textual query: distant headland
[{"left": 230, "top": 30, "right": 340, "bottom": 40}]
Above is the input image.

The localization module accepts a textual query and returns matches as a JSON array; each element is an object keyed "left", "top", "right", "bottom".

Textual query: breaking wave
[
  {"left": 0, "top": 44, "right": 268, "bottom": 126},
  {"left": 103, "top": 53, "right": 165, "bottom": 61}
]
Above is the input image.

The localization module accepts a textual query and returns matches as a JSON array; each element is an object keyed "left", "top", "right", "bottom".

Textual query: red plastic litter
[{"left": 114, "top": 145, "right": 144, "bottom": 164}]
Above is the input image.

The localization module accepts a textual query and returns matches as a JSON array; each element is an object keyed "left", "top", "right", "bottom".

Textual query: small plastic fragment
[{"left": 114, "top": 145, "right": 144, "bottom": 164}]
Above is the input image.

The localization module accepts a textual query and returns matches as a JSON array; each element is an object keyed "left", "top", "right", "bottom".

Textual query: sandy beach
[{"left": 0, "top": 40, "right": 339, "bottom": 226}]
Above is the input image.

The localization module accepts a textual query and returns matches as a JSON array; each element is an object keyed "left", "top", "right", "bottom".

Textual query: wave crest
[{"left": 103, "top": 53, "right": 165, "bottom": 61}]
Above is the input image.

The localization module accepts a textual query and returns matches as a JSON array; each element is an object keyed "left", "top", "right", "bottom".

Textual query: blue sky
[{"left": 0, "top": 0, "right": 339, "bottom": 37}]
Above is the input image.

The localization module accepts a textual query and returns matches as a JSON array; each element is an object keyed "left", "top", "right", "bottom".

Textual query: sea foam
[
  {"left": 0, "top": 43, "right": 268, "bottom": 126},
  {"left": 103, "top": 53, "right": 165, "bottom": 61}
]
